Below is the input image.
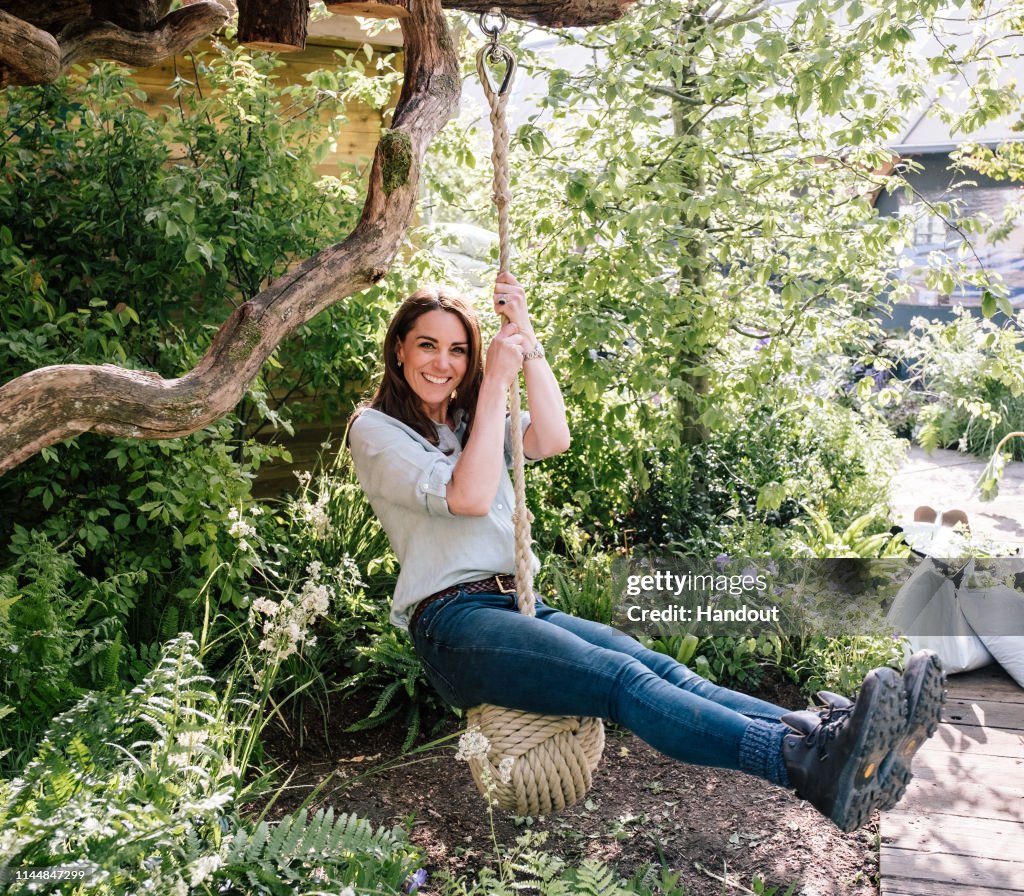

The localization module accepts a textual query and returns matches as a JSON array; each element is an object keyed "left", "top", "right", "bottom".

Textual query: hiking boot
[
  {"left": 782, "top": 666, "right": 905, "bottom": 832},
  {"left": 814, "top": 650, "right": 946, "bottom": 811}
]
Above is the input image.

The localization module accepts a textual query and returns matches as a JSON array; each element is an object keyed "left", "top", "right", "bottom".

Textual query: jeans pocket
[
  {"left": 417, "top": 654, "right": 464, "bottom": 708},
  {"left": 419, "top": 591, "right": 462, "bottom": 642}
]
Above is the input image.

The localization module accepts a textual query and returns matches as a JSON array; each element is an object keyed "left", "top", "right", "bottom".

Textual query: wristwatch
[{"left": 523, "top": 341, "right": 545, "bottom": 362}]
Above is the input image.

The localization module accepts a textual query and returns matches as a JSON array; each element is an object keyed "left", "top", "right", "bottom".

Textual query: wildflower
[
  {"left": 714, "top": 553, "right": 731, "bottom": 572},
  {"left": 188, "top": 854, "right": 223, "bottom": 887},
  {"left": 299, "top": 492, "right": 332, "bottom": 538},
  {"left": 251, "top": 597, "right": 279, "bottom": 617},
  {"left": 404, "top": 868, "right": 428, "bottom": 893},
  {"left": 754, "top": 336, "right": 771, "bottom": 351},
  {"left": 251, "top": 562, "right": 335, "bottom": 662},
  {"left": 497, "top": 756, "right": 515, "bottom": 784},
  {"left": 339, "top": 887, "right": 356, "bottom": 896},
  {"left": 229, "top": 518, "right": 256, "bottom": 540},
  {"left": 176, "top": 729, "right": 209, "bottom": 748},
  {"left": 455, "top": 727, "right": 490, "bottom": 762}
]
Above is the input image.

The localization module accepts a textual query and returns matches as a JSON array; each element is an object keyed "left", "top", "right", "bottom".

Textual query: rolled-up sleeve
[
  {"left": 504, "top": 411, "right": 534, "bottom": 466},
  {"left": 349, "top": 413, "right": 456, "bottom": 518}
]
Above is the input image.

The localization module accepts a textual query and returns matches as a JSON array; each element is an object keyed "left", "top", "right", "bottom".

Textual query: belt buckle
[{"left": 494, "top": 574, "right": 516, "bottom": 594}]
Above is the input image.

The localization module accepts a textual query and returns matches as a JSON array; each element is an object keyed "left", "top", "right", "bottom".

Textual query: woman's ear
[{"left": 395, "top": 341, "right": 405, "bottom": 368}]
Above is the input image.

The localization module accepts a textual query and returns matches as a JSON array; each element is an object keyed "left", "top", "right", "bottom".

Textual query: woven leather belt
[{"left": 408, "top": 574, "right": 516, "bottom": 635}]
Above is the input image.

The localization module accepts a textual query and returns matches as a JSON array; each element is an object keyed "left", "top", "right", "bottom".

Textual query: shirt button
[
  {"left": 496, "top": 503, "right": 503, "bottom": 510},
  {"left": 420, "top": 483, "right": 428, "bottom": 491}
]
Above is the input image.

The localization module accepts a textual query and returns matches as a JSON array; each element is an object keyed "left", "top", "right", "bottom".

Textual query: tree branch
[
  {"left": 0, "top": 0, "right": 461, "bottom": 476},
  {"left": 327, "top": 0, "right": 637, "bottom": 27},
  {"left": 58, "top": 2, "right": 230, "bottom": 71},
  {"left": 0, "top": 9, "right": 61, "bottom": 85}
]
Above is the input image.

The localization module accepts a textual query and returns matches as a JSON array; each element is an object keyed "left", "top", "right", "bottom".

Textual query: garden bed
[{"left": 261, "top": 674, "right": 880, "bottom": 896}]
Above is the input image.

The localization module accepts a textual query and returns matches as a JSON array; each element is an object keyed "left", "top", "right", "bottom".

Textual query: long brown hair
[{"left": 365, "top": 286, "right": 484, "bottom": 446}]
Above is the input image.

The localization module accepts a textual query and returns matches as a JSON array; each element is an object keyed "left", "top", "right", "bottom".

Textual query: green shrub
[
  {"left": 0, "top": 635, "right": 421, "bottom": 895},
  {"left": 794, "top": 634, "right": 909, "bottom": 698},
  {"left": 0, "top": 45, "right": 392, "bottom": 747},
  {"left": 537, "top": 542, "right": 627, "bottom": 625},
  {"left": 896, "top": 310, "right": 1024, "bottom": 459}
]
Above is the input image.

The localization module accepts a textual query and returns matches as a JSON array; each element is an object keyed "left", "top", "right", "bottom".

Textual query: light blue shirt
[{"left": 348, "top": 407, "right": 539, "bottom": 630}]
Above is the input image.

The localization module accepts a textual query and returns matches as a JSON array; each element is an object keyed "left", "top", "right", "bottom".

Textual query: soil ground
[{"left": 261, "top": 673, "right": 881, "bottom": 896}]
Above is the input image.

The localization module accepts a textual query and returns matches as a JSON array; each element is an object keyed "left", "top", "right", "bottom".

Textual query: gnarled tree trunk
[
  {"left": 0, "top": 0, "right": 459, "bottom": 475},
  {"left": 0, "top": 0, "right": 636, "bottom": 475}
]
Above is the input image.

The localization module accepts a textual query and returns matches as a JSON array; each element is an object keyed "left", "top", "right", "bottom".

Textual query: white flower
[
  {"left": 251, "top": 597, "right": 279, "bottom": 617},
  {"left": 498, "top": 756, "right": 515, "bottom": 784},
  {"left": 176, "top": 729, "right": 209, "bottom": 748},
  {"left": 455, "top": 727, "right": 490, "bottom": 762},
  {"left": 189, "top": 854, "right": 223, "bottom": 887},
  {"left": 229, "top": 518, "right": 256, "bottom": 539},
  {"left": 339, "top": 887, "right": 356, "bottom": 896}
]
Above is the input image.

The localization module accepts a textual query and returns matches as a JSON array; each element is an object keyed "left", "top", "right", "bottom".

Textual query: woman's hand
[
  {"left": 493, "top": 272, "right": 537, "bottom": 346},
  {"left": 485, "top": 321, "right": 527, "bottom": 389}
]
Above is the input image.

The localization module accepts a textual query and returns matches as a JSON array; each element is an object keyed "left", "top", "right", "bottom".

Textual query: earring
[{"left": 397, "top": 358, "right": 403, "bottom": 368}]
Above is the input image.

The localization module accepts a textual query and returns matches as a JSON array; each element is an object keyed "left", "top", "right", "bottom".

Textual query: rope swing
[{"left": 464, "top": 9, "right": 605, "bottom": 815}]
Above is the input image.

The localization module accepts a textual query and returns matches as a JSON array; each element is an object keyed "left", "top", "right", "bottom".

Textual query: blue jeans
[{"left": 409, "top": 588, "right": 791, "bottom": 773}]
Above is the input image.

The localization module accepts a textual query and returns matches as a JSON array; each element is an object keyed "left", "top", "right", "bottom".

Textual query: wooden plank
[
  {"left": 881, "top": 813, "right": 1024, "bottom": 861},
  {"left": 883, "top": 879, "right": 1024, "bottom": 896},
  {"left": 892, "top": 774, "right": 1024, "bottom": 818},
  {"left": 909, "top": 747, "right": 1024, "bottom": 780},
  {"left": 922, "top": 722, "right": 1024, "bottom": 757},
  {"left": 880, "top": 663, "right": 1024, "bottom": 896},
  {"left": 942, "top": 697, "right": 1024, "bottom": 732},
  {"left": 880, "top": 847, "right": 1024, "bottom": 889},
  {"left": 946, "top": 666, "right": 1024, "bottom": 702}
]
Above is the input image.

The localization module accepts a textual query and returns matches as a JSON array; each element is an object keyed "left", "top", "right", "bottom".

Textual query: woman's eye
[{"left": 452, "top": 346, "right": 467, "bottom": 354}]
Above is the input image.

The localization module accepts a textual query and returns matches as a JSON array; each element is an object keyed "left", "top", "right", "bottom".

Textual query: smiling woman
[
  {"left": 345, "top": 275, "right": 945, "bottom": 833},
  {"left": 397, "top": 310, "right": 471, "bottom": 423}
]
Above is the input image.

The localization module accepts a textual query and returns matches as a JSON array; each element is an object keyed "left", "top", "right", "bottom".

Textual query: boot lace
[{"left": 806, "top": 705, "right": 852, "bottom": 759}]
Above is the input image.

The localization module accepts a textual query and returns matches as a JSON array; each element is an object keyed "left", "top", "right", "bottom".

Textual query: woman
[{"left": 348, "top": 273, "right": 944, "bottom": 832}]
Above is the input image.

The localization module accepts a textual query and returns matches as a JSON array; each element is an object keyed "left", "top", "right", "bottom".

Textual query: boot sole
[
  {"left": 829, "top": 667, "right": 906, "bottom": 832},
  {"left": 877, "top": 651, "right": 946, "bottom": 811}
]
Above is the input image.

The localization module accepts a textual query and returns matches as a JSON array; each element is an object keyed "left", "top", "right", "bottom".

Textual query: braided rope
[
  {"left": 466, "top": 19, "right": 604, "bottom": 815},
  {"left": 476, "top": 39, "right": 534, "bottom": 616}
]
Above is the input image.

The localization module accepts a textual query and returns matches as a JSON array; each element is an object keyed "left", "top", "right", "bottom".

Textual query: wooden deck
[{"left": 880, "top": 664, "right": 1024, "bottom": 896}]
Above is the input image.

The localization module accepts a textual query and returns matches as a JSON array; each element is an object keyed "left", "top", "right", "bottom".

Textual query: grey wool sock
[{"left": 738, "top": 718, "right": 790, "bottom": 788}]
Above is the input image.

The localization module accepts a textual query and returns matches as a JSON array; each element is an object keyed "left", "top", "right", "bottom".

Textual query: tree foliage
[
  {"left": 423, "top": 0, "right": 1024, "bottom": 549},
  {"left": 0, "top": 45, "right": 394, "bottom": 752}
]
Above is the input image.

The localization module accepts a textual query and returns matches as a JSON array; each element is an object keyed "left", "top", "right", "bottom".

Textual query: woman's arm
[
  {"left": 444, "top": 319, "right": 525, "bottom": 516},
  {"left": 493, "top": 272, "right": 571, "bottom": 460}
]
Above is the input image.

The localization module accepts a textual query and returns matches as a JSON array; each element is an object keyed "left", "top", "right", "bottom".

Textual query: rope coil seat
[
  {"left": 466, "top": 705, "right": 605, "bottom": 815},
  {"left": 463, "top": 8, "right": 605, "bottom": 814}
]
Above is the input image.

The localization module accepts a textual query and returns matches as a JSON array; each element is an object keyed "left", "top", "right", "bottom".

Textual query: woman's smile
[{"left": 396, "top": 309, "right": 470, "bottom": 423}]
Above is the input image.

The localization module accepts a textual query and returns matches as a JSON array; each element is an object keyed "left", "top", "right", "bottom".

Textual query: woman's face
[{"left": 396, "top": 309, "right": 470, "bottom": 422}]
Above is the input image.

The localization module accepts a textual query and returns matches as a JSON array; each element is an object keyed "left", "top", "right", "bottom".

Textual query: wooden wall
[
  {"left": 127, "top": 27, "right": 404, "bottom": 495},
  {"left": 131, "top": 31, "right": 403, "bottom": 173}
]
